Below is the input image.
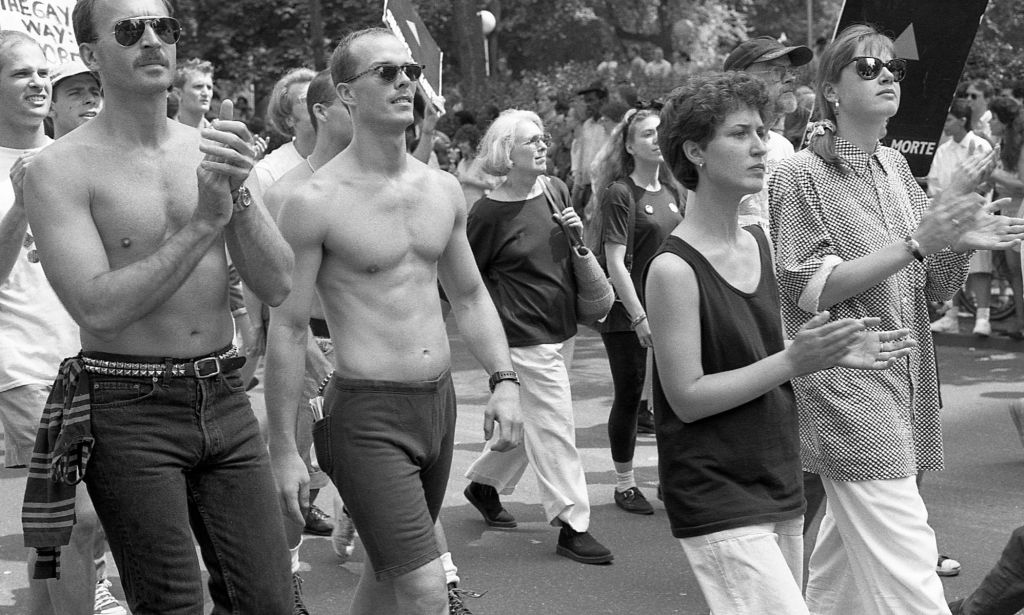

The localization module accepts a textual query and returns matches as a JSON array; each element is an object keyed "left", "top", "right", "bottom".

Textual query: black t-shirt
[
  {"left": 466, "top": 179, "right": 578, "bottom": 347},
  {"left": 599, "top": 178, "right": 683, "bottom": 331},
  {"left": 648, "top": 227, "right": 804, "bottom": 538}
]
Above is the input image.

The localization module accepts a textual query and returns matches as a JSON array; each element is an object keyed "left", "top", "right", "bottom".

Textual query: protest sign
[
  {"left": 835, "top": 0, "right": 989, "bottom": 176},
  {"left": 382, "top": 0, "right": 444, "bottom": 114},
  {"left": 0, "top": 0, "right": 79, "bottom": 65}
]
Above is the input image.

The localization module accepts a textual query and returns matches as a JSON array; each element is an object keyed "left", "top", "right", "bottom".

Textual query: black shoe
[
  {"left": 447, "top": 582, "right": 485, "bottom": 615},
  {"left": 303, "top": 503, "right": 333, "bottom": 536},
  {"left": 291, "top": 573, "right": 310, "bottom": 615},
  {"left": 614, "top": 486, "right": 654, "bottom": 515},
  {"left": 464, "top": 482, "right": 517, "bottom": 528},
  {"left": 636, "top": 400, "right": 655, "bottom": 435},
  {"left": 556, "top": 525, "right": 613, "bottom": 565}
]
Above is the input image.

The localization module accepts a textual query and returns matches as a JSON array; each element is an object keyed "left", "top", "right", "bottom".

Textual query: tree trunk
[
  {"left": 309, "top": 0, "right": 325, "bottom": 70},
  {"left": 451, "top": 0, "right": 487, "bottom": 101}
]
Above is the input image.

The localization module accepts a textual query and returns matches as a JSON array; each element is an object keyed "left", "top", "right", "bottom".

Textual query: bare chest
[
  {"left": 323, "top": 183, "right": 455, "bottom": 276},
  {"left": 87, "top": 154, "right": 200, "bottom": 262}
]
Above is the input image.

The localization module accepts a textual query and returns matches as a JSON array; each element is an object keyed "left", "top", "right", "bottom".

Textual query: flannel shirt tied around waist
[{"left": 21, "top": 356, "right": 93, "bottom": 579}]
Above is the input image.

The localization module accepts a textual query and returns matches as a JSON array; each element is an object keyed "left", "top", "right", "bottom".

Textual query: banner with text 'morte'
[
  {"left": 382, "top": 0, "right": 444, "bottom": 114},
  {"left": 0, "top": 0, "right": 78, "bottom": 65},
  {"left": 835, "top": 0, "right": 989, "bottom": 177}
]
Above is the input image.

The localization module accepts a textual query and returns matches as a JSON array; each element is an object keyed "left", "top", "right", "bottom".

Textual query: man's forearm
[
  {"left": 67, "top": 218, "right": 224, "bottom": 339},
  {"left": 264, "top": 319, "right": 309, "bottom": 456},
  {"left": 226, "top": 204, "right": 293, "bottom": 307},
  {"left": 0, "top": 203, "right": 27, "bottom": 282}
]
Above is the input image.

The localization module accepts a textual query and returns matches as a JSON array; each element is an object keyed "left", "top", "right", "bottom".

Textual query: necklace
[{"left": 306, "top": 157, "right": 316, "bottom": 173}]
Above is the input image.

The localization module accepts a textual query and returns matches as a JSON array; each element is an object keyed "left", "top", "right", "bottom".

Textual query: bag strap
[{"left": 538, "top": 176, "right": 584, "bottom": 250}]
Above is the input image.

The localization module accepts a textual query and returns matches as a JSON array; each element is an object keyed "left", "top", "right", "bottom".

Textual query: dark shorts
[{"left": 313, "top": 370, "right": 456, "bottom": 581}]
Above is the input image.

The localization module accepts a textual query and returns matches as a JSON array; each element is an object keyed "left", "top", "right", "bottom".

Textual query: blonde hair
[
  {"left": 809, "top": 24, "right": 894, "bottom": 172},
  {"left": 476, "top": 109, "right": 543, "bottom": 176}
]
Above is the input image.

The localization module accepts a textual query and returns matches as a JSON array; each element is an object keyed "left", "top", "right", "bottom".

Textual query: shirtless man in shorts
[
  {"left": 23, "top": 0, "right": 294, "bottom": 612},
  {"left": 265, "top": 28, "right": 523, "bottom": 615}
]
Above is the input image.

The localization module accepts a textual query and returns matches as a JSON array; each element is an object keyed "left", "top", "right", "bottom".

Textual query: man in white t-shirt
[
  {"left": 928, "top": 98, "right": 995, "bottom": 336},
  {"left": 966, "top": 79, "right": 995, "bottom": 147},
  {"left": 723, "top": 36, "right": 812, "bottom": 229},
  {"left": 247, "top": 67, "right": 317, "bottom": 197},
  {"left": 0, "top": 34, "right": 124, "bottom": 615}
]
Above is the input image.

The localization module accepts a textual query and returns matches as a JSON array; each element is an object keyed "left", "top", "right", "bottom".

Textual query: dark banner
[
  {"left": 382, "top": 0, "right": 444, "bottom": 113},
  {"left": 835, "top": 0, "right": 989, "bottom": 176}
]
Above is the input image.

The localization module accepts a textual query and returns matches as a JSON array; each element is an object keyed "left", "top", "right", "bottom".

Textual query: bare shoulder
[
  {"left": 648, "top": 247, "right": 694, "bottom": 286},
  {"left": 264, "top": 164, "right": 309, "bottom": 219},
  {"left": 406, "top": 154, "right": 465, "bottom": 210}
]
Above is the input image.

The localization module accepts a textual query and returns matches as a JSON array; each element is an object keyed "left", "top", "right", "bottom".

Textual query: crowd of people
[{"left": 2, "top": 1, "right": 1024, "bottom": 614}]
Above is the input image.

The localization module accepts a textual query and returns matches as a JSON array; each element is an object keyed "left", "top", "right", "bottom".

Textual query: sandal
[{"left": 937, "top": 554, "right": 961, "bottom": 577}]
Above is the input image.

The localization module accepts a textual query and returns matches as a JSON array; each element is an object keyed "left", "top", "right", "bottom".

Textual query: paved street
[{"left": 0, "top": 327, "right": 1022, "bottom": 614}]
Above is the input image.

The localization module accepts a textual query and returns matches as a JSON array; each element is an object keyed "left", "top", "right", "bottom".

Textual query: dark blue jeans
[{"left": 83, "top": 357, "right": 291, "bottom": 615}]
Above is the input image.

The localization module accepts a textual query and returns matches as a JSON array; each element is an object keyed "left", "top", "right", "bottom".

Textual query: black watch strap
[{"left": 488, "top": 370, "right": 520, "bottom": 393}]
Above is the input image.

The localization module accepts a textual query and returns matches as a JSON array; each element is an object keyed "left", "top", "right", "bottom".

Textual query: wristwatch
[
  {"left": 488, "top": 370, "right": 520, "bottom": 393},
  {"left": 231, "top": 185, "right": 253, "bottom": 213}
]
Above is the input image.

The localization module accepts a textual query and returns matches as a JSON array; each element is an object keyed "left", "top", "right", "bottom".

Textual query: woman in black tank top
[{"left": 644, "top": 71, "right": 915, "bottom": 613}]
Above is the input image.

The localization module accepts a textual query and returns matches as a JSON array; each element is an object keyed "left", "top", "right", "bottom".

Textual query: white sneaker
[
  {"left": 930, "top": 314, "right": 959, "bottom": 333},
  {"left": 973, "top": 318, "right": 992, "bottom": 337},
  {"left": 94, "top": 579, "right": 127, "bottom": 615},
  {"left": 331, "top": 502, "right": 357, "bottom": 563}
]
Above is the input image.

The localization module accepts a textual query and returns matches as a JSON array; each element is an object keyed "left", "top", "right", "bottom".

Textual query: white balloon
[{"left": 478, "top": 10, "right": 496, "bottom": 35}]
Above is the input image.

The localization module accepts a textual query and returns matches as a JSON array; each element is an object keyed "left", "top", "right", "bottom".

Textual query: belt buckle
[{"left": 193, "top": 357, "right": 221, "bottom": 379}]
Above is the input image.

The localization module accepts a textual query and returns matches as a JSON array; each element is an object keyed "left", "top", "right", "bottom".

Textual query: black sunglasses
[
  {"left": 112, "top": 16, "right": 181, "bottom": 47},
  {"left": 343, "top": 63, "right": 424, "bottom": 84},
  {"left": 849, "top": 56, "right": 907, "bottom": 82}
]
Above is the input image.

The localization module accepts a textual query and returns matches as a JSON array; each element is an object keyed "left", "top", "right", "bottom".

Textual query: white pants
[
  {"left": 465, "top": 338, "right": 591, "bottom": 531},
  {"left": 679, "top": 516, "right": 807, "bottom": 615},
  {"left": 805, "top": 476, "right": 951, "bottom": 615}
]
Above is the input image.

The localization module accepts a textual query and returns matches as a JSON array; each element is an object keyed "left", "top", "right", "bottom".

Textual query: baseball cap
[
  {"left": 50, "top": 60, "right": 99, "bottom": 89},
  {"left": 576, "top": 80, "right": 608, "bottom": 97},
  {"left": 723, "top": 36, "right": 813, "bottom": 72}
]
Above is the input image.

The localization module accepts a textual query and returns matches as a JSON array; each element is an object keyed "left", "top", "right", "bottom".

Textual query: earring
[{"left": 697, "top": 160, "right": 705, "bottom": 169}]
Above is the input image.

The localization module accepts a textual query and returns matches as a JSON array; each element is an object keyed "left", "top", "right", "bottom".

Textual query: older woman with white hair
[{"left": 461, "top": 109, "right": 613, "bottom": 565}]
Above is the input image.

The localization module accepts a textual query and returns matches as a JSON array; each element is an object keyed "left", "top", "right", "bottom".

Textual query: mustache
[{"left": 134, "top": 52, "right": 167, "bottom": 68}]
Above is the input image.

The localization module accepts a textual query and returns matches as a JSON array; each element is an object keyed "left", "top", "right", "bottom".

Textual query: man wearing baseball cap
[
  {"left": 48, "top": 60, "right": 101, "bottom": 139},
  {"left": 724, "top": 36, "right": 812, "bottom": 229},
  {"left": 570, "top": 80, "right": 612, "bottom": 216}
]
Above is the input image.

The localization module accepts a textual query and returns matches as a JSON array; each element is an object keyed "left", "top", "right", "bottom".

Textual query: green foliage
[{"left": 966, "top": 0, "right": 1024, "bottom": 85}]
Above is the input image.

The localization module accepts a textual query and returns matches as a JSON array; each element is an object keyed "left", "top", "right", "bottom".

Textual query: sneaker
[
  {"left": 930, "top": 314, "right": 959, "bottom": 333},
  {"left": 331, "top": 505, "right": 357, "bottom": 563},
  {"left": 303, "top": 503, "right": 333, "bottom": 536},
  {"left": 973, "top": 318, "right": 991, "bottom": 337},
  {"left": 291, "top": 573, "right": 310, "bottom": 615},
  {"left": 447, "top": 582, "right": 485, "bottom": 615},
  {"left": 614, "top": 486, "right": 654, "bottom": 515},
  {"left": 636, "top": 400, "right": 655, "bottom": 435},
  {"left": 94, "top": 579, "right": 127, "bottom": 615},
  {"left": 464, "top": 482, "right": 517, "bottom": 528},
  {"left": 555, "top": 525, "right": 613, "bottom": 565},
  {"left": 937, "top": 554, "right": 961, "bottom": 577}
]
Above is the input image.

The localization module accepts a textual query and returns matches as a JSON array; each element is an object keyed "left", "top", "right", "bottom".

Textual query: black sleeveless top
[{"left": 647, "top": 226, "right": 804, "bottom": 538}]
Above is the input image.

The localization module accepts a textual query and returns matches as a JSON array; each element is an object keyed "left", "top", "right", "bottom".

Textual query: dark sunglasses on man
[
  {"left": 849, "top": 56, "right": 908, "bottom": 83},
  {"left": 112, "top": 16, "right": 182, "bottom": 47},
  {"left": 342, "top": 63, "right": 425, "bottom": 84}
]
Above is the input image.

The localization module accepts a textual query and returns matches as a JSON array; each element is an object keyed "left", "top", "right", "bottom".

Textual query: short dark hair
[
  {"left": 948, "top": 98, "right": 972, "bottom": 132},
  {"left": 659, "top": 71, "right": 770, "bottom": 190},
  {"left": 305, "top": 69, "right": 337, "bottom": 134},
  {"left": 329, "top": 27, "right": 393, "bottom": 88},
  {"left": 970, "top": 78, "right": 995, "bottom": 99},
  {"left": 73, "top": 0, "right": 174, "bottom": 44}
]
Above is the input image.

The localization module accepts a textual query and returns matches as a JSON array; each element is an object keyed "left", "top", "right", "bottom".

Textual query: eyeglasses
[
  {"left": 522, "top": 133, "right": 552, "bottom": 148},
  {"left": 342, "top": 63, "right": 425, "bottom": 84},
  {"left": 112, "top": 16, "right": 181, "bottom": 47},
  {"left": 849, "top": 56, "right": 907, "bottom": 82},
  {"left": 749, "top": 65, "right": 792, "bottom": 81}
]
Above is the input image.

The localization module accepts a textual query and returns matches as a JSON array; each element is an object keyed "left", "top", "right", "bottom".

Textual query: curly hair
[
  {"left": 659, "top": 71, "right": 770, "bottom": 190},
  {"left": 990, "top": 96, "right": 1024, "bottom": 171}
]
